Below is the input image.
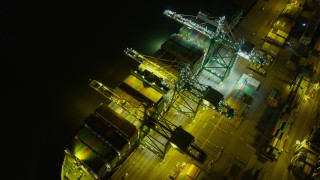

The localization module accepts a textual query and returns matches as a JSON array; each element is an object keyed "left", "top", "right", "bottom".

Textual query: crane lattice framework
[
  {"left": 170, "top": 63, "right": 210, "bottom": 119},
  {"left": 89, "top": 79, "right": 146, "bottom": 120},
  {"left": 125, "top": 48, "right": 234, "bottom": 120},
  {"left": 88, "top": 79, "right": 167, "bottom": 159},
  {"left": 163, "top": 10, "right": 266, "bottom": 83},
  {"left": 125, "top": 48, "right": 210, "bottom": 120},
  {"left": 89, "top": 78, "right": 207, "bottom": 163},
  {"left": 142, "top": 109, "right": 207, "bottom": 163}
]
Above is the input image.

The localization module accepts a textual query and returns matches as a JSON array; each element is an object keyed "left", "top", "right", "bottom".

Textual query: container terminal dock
[{"left": 61, "top": 1, "right": 320, "bottom": 179}]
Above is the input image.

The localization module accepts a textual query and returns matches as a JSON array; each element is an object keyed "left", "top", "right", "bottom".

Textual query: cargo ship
[{"left": 61, "top": 9, "right": 264, "bottom": 180}]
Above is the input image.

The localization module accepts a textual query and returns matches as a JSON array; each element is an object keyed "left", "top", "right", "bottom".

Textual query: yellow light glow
[
  {"left": 303, "top": 94, "right": 310, "bottom": 102},
  {"left": 170, "top": 142, "right": 178, "bottom": 148},
  {"left": 74, "top": 144, "right": 91, "bottom": 161},
  {"left": 202, "top": 99, "right": 210, "bottom": 106}
]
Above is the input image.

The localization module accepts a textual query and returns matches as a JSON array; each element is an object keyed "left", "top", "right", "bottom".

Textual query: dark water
[{"left": 7, "top": 0, "right": 256, "bottom": 179}]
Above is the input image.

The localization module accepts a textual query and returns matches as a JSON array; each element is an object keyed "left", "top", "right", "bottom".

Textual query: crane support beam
[
  {"left": 124, "top": 48, "right": 178, "bottom": 87},
  {"left": 89, "top": 79, "right": 145, "bottom": 120},
  {"left": 163, "top": 10, "right": 216, "bottom": 39}
]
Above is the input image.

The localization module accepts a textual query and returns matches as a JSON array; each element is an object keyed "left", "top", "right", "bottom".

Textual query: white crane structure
[
  {"left": 124, "top": 48, "right": 234, "bottom": 120},
  {"left": 125, "top": 48, "right": 208, "bottom": 120},
  {"left": 163, "top": 10, "right": 266, "bottom": 82}
]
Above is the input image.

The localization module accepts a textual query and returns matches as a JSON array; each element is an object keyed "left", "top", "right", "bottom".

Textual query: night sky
[{"left": 3, "top": 0, "right": 256, "bottom": 179}]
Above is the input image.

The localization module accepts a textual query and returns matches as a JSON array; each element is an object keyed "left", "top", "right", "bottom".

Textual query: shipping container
[
  {"left": 261, "top": 42, "right": 280, "bottom": 57},
  {"left": 85, "top": 114, "right": 131, "bottom": 154},
  {"left": 266, "top": 30, "right": 286, "bottom": 46},
  {"left": 161, "top": 34, "right": 205, "bottom": 65},
  {"left": 236, "top": 73, "right": 260, "bottom": 96},
  {"left": 108, "top": 102, "right": 143, "bottom": 129},
  {"left": 122, "top": 75, "right": 164, "bottom": 105},
  {"left": 175, "top": 163, "right": 204, "bottom": 180},
  {"left": 273, "top": 16, "right": 295, "bottom": 34},
  {"left": 225, "top": 89, "right": 250, "bottom": 117},
  {"left": 266, "top": 88, "right": 281, "bottom": 107},
  {"left": 179, "top": 26, "right": 211, "bottom": 50},
  {"left": 93, "top": 103, "right": 139, "bottom": 144}
]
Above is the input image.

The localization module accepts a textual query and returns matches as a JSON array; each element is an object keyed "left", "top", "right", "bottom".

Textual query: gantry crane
[
  {"left": 125, "top": 48, "right": 214, "bottom": 120},
  {"left": 89, "top": 78, "right": 207, "bottom": 163},
  {"left": 125, "top": 48, "right": 235, "bottom": 120},
  {"left": 163, "top": 10, "right": 266, "bottom": 82}
]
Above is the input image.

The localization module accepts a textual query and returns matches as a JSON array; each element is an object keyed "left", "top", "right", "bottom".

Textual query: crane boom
[
  {"left": 163, "top": 10, "right": 216, "bottom": 39},
  {"left": 124, "top": 48, "right": 178, "bottom": 87},
  {"left": 89, "top": 79, "right": 145, "bottom": 120}
]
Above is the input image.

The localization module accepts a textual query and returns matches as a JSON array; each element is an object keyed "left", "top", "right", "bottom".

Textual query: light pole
[{"left": 285, "top": 140, "right": 301, "bottom": 153}]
